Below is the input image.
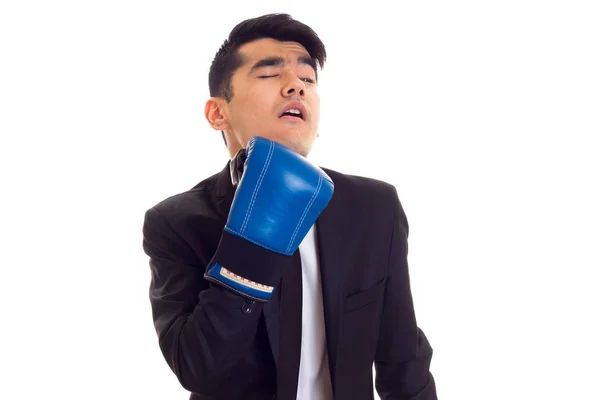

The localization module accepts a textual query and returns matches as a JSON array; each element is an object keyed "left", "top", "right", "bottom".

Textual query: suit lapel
[
  {"left": 316, "top": 167, "right": 345, "bottom": 395},
  {"left": 214, "top": 162, "right": 235, "bottom": 220}
]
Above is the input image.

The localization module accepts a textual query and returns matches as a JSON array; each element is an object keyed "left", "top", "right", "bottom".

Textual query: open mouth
[
  {"left": 280, "top": 114, "right": 303, "bottom": 121},
  {"left": 279, "top": 106, "right": 305, "bottom": 121}
]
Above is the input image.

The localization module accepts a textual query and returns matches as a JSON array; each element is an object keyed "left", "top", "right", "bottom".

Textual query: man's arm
[
  {"left": 142, "top": 206, "right": 266, "bottom": 395},
  {"left": 374, "top": 188, "right": 437, "bottom": 399},
  {"left": 142, "top": 137, "right": 333, "bottom": 396}
]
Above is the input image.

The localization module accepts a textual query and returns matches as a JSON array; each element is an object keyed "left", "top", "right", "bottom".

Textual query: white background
[{"left": 1, "top": 1, "right": 599, "bottom": 399}]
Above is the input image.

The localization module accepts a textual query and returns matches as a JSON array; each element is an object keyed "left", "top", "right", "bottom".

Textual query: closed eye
[{"left": 258, "top": 75, "right": 315, "bottom": 84}]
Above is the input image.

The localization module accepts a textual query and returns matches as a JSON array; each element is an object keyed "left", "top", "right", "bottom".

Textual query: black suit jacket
[{"left": 142, "top": 161, "right": 437, "bottom": 399}]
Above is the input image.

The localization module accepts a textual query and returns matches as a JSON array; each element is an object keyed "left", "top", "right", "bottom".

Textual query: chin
[
  {"left": 283, "top": 139, "right": 312, "bottom": 157},
  {"left": 249, "top": 132, "right": 313, "bottom": 156},
  {"left": 292, "top": 144, "right": 313, "bottom": 158}
]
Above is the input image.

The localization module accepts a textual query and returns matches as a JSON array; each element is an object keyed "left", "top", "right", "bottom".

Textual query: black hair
[{"left": 208, "top": 13, "right": 327, "bottom": 145}]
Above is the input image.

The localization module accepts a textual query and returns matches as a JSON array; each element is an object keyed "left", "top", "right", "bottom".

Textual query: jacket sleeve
[
  {"left": 374, "top": 188, "right": 437, "bottom": 399},
  {"left": 142, "top": 206, "right": 268, "bottom": 395}
]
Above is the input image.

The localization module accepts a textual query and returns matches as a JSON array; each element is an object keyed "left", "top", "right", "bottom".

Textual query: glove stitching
[
  {"left": 240, "top": 140, "right": 274, "bottom": 234},
  {"left": 286, "top": 172, "right": 323, "bottom": 253}
]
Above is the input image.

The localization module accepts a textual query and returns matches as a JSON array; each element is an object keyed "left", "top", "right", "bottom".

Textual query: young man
[{"left": 142, "top": 13, "right": 437, "bottom": 400}]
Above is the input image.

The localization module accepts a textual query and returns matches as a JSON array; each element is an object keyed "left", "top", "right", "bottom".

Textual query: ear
[{"left": 204, "top": 98, "right": 230, "bottom": 131}]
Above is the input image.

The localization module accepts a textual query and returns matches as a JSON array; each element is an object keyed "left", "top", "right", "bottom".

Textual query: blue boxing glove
[{"left": 204, "top": 136, "right": 334, "bottom": 301}]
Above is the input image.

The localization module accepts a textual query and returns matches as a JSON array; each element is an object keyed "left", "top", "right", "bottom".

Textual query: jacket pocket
[{"left": 343, "top": 277, "right": 386, "bottom": 313}]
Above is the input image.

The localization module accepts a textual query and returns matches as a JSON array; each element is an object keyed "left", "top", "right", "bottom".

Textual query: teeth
[{"left": 286, "top": 109, "right": 301, "bottom": 114}]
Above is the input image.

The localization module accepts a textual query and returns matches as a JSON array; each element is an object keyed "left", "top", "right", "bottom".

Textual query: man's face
[{"left": 207, "top": 38, "right": 320, "bottom": 157}]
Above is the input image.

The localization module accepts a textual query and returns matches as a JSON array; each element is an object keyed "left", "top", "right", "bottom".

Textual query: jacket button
[{"left": 241, "top": 300, "right": 254, "bottom": 314}]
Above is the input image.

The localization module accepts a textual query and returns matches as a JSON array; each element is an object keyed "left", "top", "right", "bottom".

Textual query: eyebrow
[{"left": 248, "top": 55, "right": 317, "bottom": 75}]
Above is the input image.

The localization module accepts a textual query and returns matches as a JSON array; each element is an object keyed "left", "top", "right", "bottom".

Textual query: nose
[{"left": 282, "top": 72, "right": 305, "bottom": 98}]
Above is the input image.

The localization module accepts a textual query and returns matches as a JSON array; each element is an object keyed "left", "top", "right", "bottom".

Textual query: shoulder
[
  {"left": 322, "top": 167, "right": 399, "bottom": 206},
  {"left": 322, "top": 167, "right": 409, "bottom": 233},
  {"left": 143, "top": 170, "right": 223, "bottom": 224}
]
